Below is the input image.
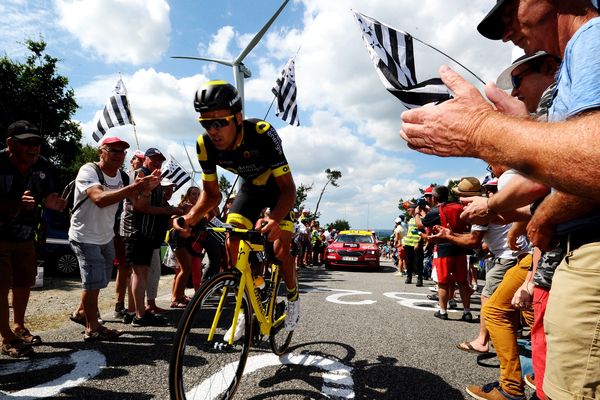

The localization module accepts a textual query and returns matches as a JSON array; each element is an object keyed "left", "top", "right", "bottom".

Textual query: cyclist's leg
[{"left": 274, "top": 223, "right": 297, "bottom": 298}]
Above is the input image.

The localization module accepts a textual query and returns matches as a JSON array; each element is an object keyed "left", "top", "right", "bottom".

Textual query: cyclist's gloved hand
[{"left": 255, "top": 217, "right": 282, "bottom": 242}]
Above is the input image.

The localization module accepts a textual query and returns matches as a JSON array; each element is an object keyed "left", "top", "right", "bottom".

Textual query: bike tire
[
  {"left": 268, "top": 273, "right": 293, "bottom": 355},
  {"left": 169, "top": 272, "right": 252, "bottom": 400}
]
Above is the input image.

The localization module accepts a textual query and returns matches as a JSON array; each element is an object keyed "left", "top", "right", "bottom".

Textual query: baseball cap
[
  {"left": 132, "top": 149, "right": 145, "bottom": 159},
  {"left": 496, "top": 51, "right": 550, "bottom": 90},
  {"left": 477, "top": 0, "right": 509, "bottom": 40},
  {"left": 145, "top": 147, "right": 166, "bottom": 161},
  {"left": 394, "top": 217, "right": 402, "bottom": 224},
  {"left": 424, "top": 186, "right": 434, "bottom": 196},
  {"left": 7, "top": 120, "right": 41, "bottom": 140},
  {"left": 483, "top": 177, "right": 499, "bottom": 187},
  {"left": 100, "top": 136, "right": 130, "bottom": 148},
  {"left": 160, "top": 177, "right": 176, "bottom": 187}
]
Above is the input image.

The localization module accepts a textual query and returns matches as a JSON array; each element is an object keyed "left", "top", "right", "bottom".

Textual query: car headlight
[
  {"left": 366, "top": 250, "right": 376, "bottom": 255},
  {"left": 327, "top": 248, "right": 335, "bottom": 253}
]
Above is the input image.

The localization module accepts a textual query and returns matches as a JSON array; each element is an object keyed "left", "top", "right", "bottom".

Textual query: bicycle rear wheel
[
  {"left": 169, "top": 272, "right": 252, "bottom": 400},
  {"left": 268, "top": 272, "right": 293, "bottom": 355}
]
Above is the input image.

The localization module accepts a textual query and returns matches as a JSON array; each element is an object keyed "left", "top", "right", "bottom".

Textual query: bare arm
[
  {"left": 259, "top": 173, "right": 296, "bottom": 241},
  {"left": 427, "top": 226, "right": 485, "bottom": 249},
  {"left": 183, "top": 179, "right": 221, "bottom": 228},
  {"left": 400, "top": 65, "right": 600, "bottom": 201}
]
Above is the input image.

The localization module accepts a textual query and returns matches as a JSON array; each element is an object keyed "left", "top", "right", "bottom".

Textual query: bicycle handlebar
[{"left": 176, "top": 217, "right": 265, "bottom": 242}]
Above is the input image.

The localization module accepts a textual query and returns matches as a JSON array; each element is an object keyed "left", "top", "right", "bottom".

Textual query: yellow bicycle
[{"left": 169, "top": 225, "right": 293, "bottom": 400}]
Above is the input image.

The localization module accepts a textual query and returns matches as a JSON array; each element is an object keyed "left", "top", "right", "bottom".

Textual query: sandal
[
  {"left": 69, "top": 313, "right": 87, "bottom": 327},
  {"left": 83, "top": 326, "right": 124, "bottom": 342},
  {"left": 1, "top": 338, "right": 34, "bottom": 358},
  {"left": 14, "top": 328, "right": 42, "bottom": 346},
  {"left": 170, "top": 300, "right": 188, "bottom": 309}
]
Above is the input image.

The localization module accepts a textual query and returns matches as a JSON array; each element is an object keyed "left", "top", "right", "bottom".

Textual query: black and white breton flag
[
  {"left": 161, "top": 158, "right": 191, "bottom": 192},
  {"left": 352, "top": 10, "right": 452, "bottom": 109},
  {"left": 92, "top": 78, "right": 133, "bottom": 142},
  {"left": 271, "top": 58, "right": 300, "bottom": 126}
]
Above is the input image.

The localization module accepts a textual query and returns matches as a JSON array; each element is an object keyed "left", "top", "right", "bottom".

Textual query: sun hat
[
  {"left": 496, "top": 51, "right": 550, "bottom": 90},
  {"left": 452, "top": 177, "right": 483, "bottom": 197}
]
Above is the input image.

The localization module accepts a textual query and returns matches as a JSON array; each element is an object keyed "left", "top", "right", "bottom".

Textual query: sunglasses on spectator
[
  {"left": 511, "top": 67, "right": 534, "bottom": 89},
  {"left": 486, "top": 164, "right": 496, "bottom": 178},
  {"left": 198, "top": 115, "right": 235, "bottom": 130},
  {"left": 15, "top": 138, "right": 42, "bottom": 147},
  {"left": 101, "top": 147, "right": 127, "bottom": 155}
]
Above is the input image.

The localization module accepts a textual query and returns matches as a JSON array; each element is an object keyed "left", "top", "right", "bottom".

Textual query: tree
[
  {"left": 314, "top": 168, "right": 342, "bottom": 216},
  {"left": 295, "top": 183, "right": 313, "bottom": 211},
  {"left": 0, "top": 39, "right": 82, "bottom": 170},
  {"left": 218, "top": 175, "right": 233, "bottom": 202},
  {"left": 328, "top": 219, "right": 350, "bottom": 231}
]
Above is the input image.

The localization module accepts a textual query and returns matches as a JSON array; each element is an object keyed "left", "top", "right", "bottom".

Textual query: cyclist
[{"left": 175, "top": 80, "right": 300, "bottom": 331}]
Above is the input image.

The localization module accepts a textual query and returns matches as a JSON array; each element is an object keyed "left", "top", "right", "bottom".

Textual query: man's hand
[
  {"left": 44, "top": 192, "right": 67, "bottom": 211},
  {"left": 400, "top": 65, "right": 494, "bottom": 157},
  {"left": 485, "top": 82, "right": 529, "bottom": 117},
  {"left": 511, "top": 280, "right": 534, "bottom": 310},
  {"left": 135, "top": 169, "right": 161, "bottom": 192},
  {"left": 256, "top": 217, "right": 282, "bottom": 242},
  {"left": 168, "top": 206, "right": 185, "bottom": 216},
  {"left": 460, "top": 196, "right": 492, "bottom": 225},
  {"left": 507, "top": 221, "right": 527, "bottom": 251},
  {"left": 427, "top": 225, "right": 450, "bottom": 244},
  {"left": 21, "top": 190, "right": 36, "bottom": 211},
  {"left": 526, "top": 211, "right": 555, "bottom": 251}
]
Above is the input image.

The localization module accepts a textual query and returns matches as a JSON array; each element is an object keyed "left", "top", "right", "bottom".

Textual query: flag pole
[
  {"left": 409, "top": 35, "right": 486, "bottom": 85},
  {"left": 119, "top": 73, "right": 141, "bottom": 149}
]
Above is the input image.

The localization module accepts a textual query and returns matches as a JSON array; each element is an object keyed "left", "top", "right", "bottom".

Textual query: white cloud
[
  {"left": 206, "top": 26, "right": 236, "bottom": 60},
  {"left": 55, "top": 0, "right": 171, "bottom": 65}
]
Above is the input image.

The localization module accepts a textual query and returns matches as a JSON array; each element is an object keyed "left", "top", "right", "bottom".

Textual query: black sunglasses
[
  {"left": 511, "top": 66, "right": 534, "bottom": 89},
  {"left": 198, "top": 115, "right": 235, "bottom": 130}
]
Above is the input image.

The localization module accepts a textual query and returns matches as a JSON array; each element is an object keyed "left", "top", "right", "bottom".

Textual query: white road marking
[
  {"left": 383, "top": 292, "right": 461, "bottom": 313},
  {"left": 325, "top": 289, "right": 376, "bottom": 305},
  {"left": 188, "top": 352, "right": 355, "bottom": 399},
  {"left": 0, "top": 350, "right": 106, "bottom": 399}
]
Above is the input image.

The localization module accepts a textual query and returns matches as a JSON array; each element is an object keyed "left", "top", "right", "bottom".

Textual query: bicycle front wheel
[
  {"left": 169, "top": 272, "right": 253, "bottom": 400},
  {"left": 268, "top": 273, "right": 293, "bottom": 355}
]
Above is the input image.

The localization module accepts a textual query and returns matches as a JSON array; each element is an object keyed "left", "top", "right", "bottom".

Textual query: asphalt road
[{"left": 0, "top": 259, "right": 535, "bottom": 399}]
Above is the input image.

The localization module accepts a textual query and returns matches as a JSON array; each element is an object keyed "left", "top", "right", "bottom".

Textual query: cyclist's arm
[{"left": 269, "top": 172, "right": 296, "bottom": 223}]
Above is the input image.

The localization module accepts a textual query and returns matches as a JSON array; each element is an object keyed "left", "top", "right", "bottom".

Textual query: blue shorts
[{"left": 70, "top": 240, "right": 115, "bottom": 290}]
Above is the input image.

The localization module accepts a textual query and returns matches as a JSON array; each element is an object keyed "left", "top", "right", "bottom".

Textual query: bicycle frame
[{"left": 207, "top": 229, "right": 286, "bottom": 344}]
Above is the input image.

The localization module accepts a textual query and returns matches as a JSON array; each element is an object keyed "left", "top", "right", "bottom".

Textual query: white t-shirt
[
  {"left": 68, "top": 163, "right": 124, "bottom": 245},
  {"left": 472, "top": 223, "right": 528, "bottom": 259}
]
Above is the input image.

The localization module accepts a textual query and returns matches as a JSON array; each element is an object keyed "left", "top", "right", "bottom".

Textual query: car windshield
[{"left": 336, "top": 234, "right": 373, "bottom": 244}]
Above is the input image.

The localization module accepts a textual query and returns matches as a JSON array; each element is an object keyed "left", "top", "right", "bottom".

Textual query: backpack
[{"left": 61, "top": 163, "right": 130, "bottom": 216}]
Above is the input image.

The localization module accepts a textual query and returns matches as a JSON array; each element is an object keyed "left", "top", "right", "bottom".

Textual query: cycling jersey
[
  {"left": 196, "top": 118, "right": 294, "bottom": 231},
  {"left": 196, "top": 118, "right": 291, "bottom": 187}
]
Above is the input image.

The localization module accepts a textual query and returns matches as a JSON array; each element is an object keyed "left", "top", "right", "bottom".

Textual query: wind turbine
[{"left": 172, "top": 0, "right": 290, "bottom": 109}]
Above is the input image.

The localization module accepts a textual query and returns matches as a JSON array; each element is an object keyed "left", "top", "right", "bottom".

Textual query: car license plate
[{"left": 342, "top": 256, "right": 358, "bottom": 261}]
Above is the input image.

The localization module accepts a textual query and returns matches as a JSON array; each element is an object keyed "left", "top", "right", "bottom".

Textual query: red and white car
[{"left": 325, "top": 230, "right": 380, "bottom": 270}]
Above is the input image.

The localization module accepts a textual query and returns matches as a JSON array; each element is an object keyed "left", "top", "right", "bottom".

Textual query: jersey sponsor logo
[{"left": 255, "top": 121, "right": 271, "bottom": 134}]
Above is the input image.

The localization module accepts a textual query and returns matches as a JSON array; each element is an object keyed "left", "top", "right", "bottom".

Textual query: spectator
[
  {"left": 419, "top": 186, "right": 472, "bottom": 321},
  {"left": 402, "top": 205, "right": 424, "bottom": 286},
  {"left": 0, "top": 120, "right": 66, "bottom": 357},
  {"left": 392, "top": 217, "right": 406, "bottom": 275},
  {"left": 120, "top": 147, "right": 182, "bottom": 327},
  {"left": 68, "top": 137, "right": 160, "bottom": 341}
]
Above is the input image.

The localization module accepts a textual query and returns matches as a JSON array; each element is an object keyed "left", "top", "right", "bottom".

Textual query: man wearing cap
[
  {"left": 0, "top": 120, "right": 66, "bottom": 357},
  {"left": 401, "top": 1, "right": 600, "bottom": 399},
  {"left": 68, "top": 137, "right": 160, "bottom": 341},
  {"left": 120, "top": 147, "right": 183, "bottom": 327}
]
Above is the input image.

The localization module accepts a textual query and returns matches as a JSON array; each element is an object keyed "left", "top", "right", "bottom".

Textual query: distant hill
[{"left": 373, "top": 229, "right": 393, "bottom": 239}]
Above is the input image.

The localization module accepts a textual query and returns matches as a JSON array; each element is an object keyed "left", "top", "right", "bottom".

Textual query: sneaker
[
  {"left": 461, "top": 311, "right": 474, "bottom": 322},
  {"left": 415, "top": 278, "right": 423, "bottom": 287},
  {"left": 223, "top": 312, "right": 245, "bottom": 343},
  {"left": 524, "top": 374, "right": 536, "bottom": 390},
  {"left": 285, "top": 299, "right": 300, "bottom": 331},
  {"left": 405, "top": 277, "right": 412, "bottom": 284},
  {"left": 429, "top": 285, "right": 438, "bottom": 292},
  {"left": 131, "top": 312, "right": 168, "bottom": 327},
  {"left": 113, "top": 302, "right": 126, "bottom": 318},
  {"left": 122, "top": 312, "right": 135, "bottom": 324},
  {"left": 434, "top": 310, "right": 448, "bottom": 320},
  {"left": 466, "top": 382, "right": 525, "bottom": 400},
  {"left": 449, "top": 299, "right": 458, "bottom": 309}
]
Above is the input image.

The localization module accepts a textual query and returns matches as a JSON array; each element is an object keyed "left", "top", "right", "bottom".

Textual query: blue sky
[{"left": 2, "top": 0, "right": 517, "bottom": 230}]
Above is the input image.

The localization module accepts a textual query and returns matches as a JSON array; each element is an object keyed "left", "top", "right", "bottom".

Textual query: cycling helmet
[{"left": 194, "top": 80, "right": 242, "bottom": 114}]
